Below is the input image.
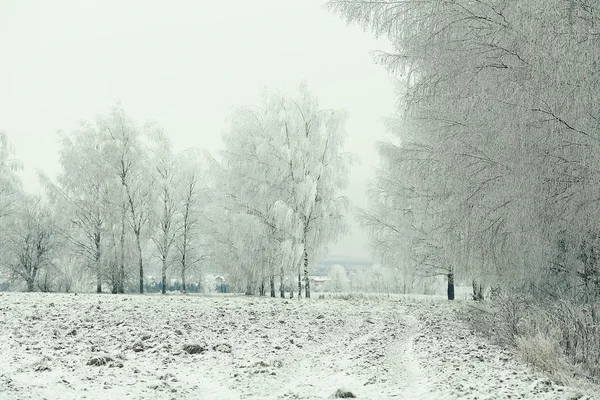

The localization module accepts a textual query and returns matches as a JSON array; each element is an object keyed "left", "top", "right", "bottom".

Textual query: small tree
[
  {"left": 327, "top": 264, "right": 349, "bottom": 292},
  {"left": 175, "top": 149, "right": 210, "bottom": 294},
  {"left": 6, "top": 197, "right": 58, "bottom": 292}
]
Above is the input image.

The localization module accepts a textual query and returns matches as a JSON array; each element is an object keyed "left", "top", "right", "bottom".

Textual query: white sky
[{"left": 0, "top": 0, "right": 396, "bottom": 261}]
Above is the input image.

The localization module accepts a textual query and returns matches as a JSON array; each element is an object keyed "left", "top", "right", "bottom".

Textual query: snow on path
[{"left": 0, "top": 293, "right": 597, "bottom": 399}]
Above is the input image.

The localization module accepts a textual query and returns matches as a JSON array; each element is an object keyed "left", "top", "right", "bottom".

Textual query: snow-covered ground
[{"left": 0, "top": 293, "right": 597, "bottom": 399}]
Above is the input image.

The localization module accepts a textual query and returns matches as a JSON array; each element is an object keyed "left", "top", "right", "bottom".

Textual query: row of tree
[
  {"left": 0, "top": 86, "right": 351, "bottom": 297},
  {"left": 328, "top": 0, "right": 600, "bottom": 303},
  {"left": 326, "top": 0, "right": 600, "bottom": 378}
]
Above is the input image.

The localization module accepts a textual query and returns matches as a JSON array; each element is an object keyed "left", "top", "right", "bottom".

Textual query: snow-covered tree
[
  {"left": 147, "top": 126, "right": 180, "bottom": 294},
  {"left": 98, "top": 105, "right": 154, "bottom": 294},
  {"left": 216, "top": 84, "right": 352, "bottom": 298},
  {"left": 0, "top": 131, "right": 22, "bottom": 221},
  {"left": 327, "top": 264, "right": 349, "bottom": 292},
  {"left": 40, "top": 127, "right": 115, "bottom": 293},
  {"left": 275, "top": 84, "right": 352, "bottom": 298},
  {"left": 329, "top": 0, "right": 600, "bottom": 302},
  {"left": 0, "top": 132, "right": 23, "bottom": 282},
  {"left": 175, "top": 149, "right": 210, "bottom": 293},
  {"left": 5, "top": 197, "right": 58, "bottom": 292}
]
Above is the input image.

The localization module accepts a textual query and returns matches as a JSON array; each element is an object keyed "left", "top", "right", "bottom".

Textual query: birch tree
[
  {"left": 176, "top": 149, "right": 210, "bottom": 294},
  {"left": 147, "top": 126, "right": 180, "bottom": 295},
  {"left": 217, "top": 85, "right": 351, "bottom": 298},
  {"left": 217, "top": 101, "right": 298, "bottom": 296},
  {"left": 275, "top": 85, "right": 352, "bottom": 298},
  {"left": 40, "top": 127, "right": 114, "bottom": 293},
  {"left": 98, "top": 105, "right": 154, "bottom": 294},
  {"left": 329, "top": 0, "right": 600, "bottom": 299}
]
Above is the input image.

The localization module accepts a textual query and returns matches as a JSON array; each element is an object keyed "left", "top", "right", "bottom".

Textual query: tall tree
[
  {"left": 98, "top": 105, "right": 154, "bottom": 294},
  {"left": 276, "top": 85, "right": 352, "bottom": 298},
  {"left": 147, "top": 126, "right": 180, "bottom": 295},
  {"left": 216, "top": 85, "right": 351, "bottom": 298},
  {"left": 328, "top": 0, "right": 600, "bottom": 300},
  {"left": 176, "top": 149, "right": 210, "bottom": 294},
  {"left": 40, "top": 127, "right": 114, "bottom": 293}
]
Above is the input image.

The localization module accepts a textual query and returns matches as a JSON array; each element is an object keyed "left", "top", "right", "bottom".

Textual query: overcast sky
[{"left": 0, "top": 0, "right": 396, "bottom": 262}]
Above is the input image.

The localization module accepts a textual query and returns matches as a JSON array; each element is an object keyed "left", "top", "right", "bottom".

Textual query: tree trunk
[
  {"left": 96, "top": 269, "right": 102, "bottom": 294},
  {"left": 181, "top": 264, "right": 187, "bottom": 294},
  {"left": 135, "top": 231, "right": 144, "bottom": 294},
  {"left": 297, "top": 272, "right": 302, "bottom": 299},
  {"left": 118, "top": 208, "right": 126, "bottom": 294},
  {"left": 245, "top": 282, "right": 253, "bottom": 296},
  {"left": 304, "top": 249, "right": 310, "bottom": 299},
  {"left": 26, "top": 278, "right": 34, "bottom": 292},
  {"left": 447, "top": 272, "right": 455, "bottom": 300},
  {"left": 270, "top": 275, "right": 276, "bottom": 297},
  {"left": 95, "top": 232, "right": 102, "bottom": 293},
  {"left": 259, "top": 280, "right": 265, "bottom": 296},
  {"left": 181, "top": 225, "right": 188, "bottom": 294},
  {"left": 472, "top": 280, "right": 484, "bottom": 301},
  {"left": 279, "top": 268, "right": 285, "bottom": 298},
  {"left": 161, "top": 257, "right": 167, "bottom": 295}
]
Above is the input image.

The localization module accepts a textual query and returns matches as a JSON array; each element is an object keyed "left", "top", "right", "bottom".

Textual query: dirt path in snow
[{"left": 0, "top": 293, "right": 597, "bottom": 399}]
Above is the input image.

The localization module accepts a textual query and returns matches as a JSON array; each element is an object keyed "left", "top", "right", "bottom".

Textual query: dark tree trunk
[
  {"left": 161, "top": 258, "right": 167, "bottom": 295},
  {"left": 96, "top": 271, "right": 102, "bottom": 294},
  {"left": 472, "top": 280, "right": 484, "bottom": 301},
  {"left": 26, "top": 278, "right": 34, "bottom": 292},
  {"left": 270, "top": 275, "right": 276, "bottom": 297},
  {"left": 303, "top": 249, "right": 310, "bottom": 299},
  {"left": 135, "top": 231, "right": 143, "bottom": 294},
  {"left": 95, "top": 232, "right": 102, "bottom": 293},
  {"left": 279, "top": 268, "right": 285, "bottom": 298},
  {"left": 259, "top": 281, "right": 265, "bottom": 296},
  {"left": 447, "top": 272, "right": 455, "bottom": 300},
  {"left": 117, "top": 209, "right": 126, "bottom": 294},
  {"left": 181, "top": 231, "right": 188, "bottom": 294},
  {"left": 297, "top": 272, "right": 302, "bottom": 299}
]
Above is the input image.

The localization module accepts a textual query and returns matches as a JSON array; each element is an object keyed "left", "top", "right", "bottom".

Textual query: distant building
[{"left": 309, "top": 276, "right": 329, "bottom": 292}]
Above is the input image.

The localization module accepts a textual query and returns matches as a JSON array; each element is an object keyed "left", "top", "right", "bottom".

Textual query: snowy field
[{"left": 0, "top": 293, "right": 597, "bottom": 399}]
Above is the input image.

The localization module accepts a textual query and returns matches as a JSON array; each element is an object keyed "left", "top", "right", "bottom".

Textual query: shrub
[{"left": 466, "top": 294, "right": 600, "bottom": 384}]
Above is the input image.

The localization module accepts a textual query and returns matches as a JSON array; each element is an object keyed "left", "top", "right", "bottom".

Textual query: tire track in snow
[{"left": 384, "top": 314, "right": 436, "bottom": 399}]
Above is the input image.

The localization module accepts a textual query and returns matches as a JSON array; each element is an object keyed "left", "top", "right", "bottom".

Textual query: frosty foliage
[
  {"left": 329, "top": 0, "right": 600, "bottom": 295},
  {"left": 3, "top": 197, "right": 59, "bottom": 292},
  {"left": 329, "top": 0, "right": 600, "bottom": 380},
  {"left": 0, "top": 131, "right": 23, "bottom": 220},
  {"left": 0, "top": 105, "right": 215, "bottom": 294},
  {"left": 1, "top": 89, "right": 351, "bottom": 297},
  {"left": 215, "top": 84, "right": 352, "bottom": 297},
  {"left": 327, "top": 264, "right": 349, "bottom": 292}
]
